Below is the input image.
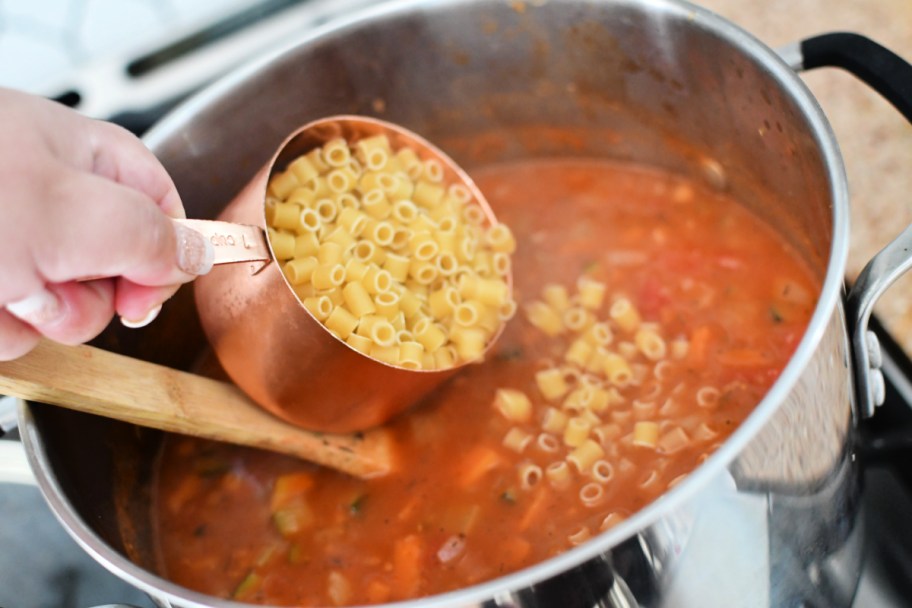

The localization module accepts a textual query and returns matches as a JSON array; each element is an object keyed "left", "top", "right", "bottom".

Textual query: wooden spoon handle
[{"left": 0, "top": 340, "right": 394, "bottom": 479}]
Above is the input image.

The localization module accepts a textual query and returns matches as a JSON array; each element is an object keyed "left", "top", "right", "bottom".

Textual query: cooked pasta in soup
[{"left": 150, "top": 158, "right": 818, "bottom": 606}]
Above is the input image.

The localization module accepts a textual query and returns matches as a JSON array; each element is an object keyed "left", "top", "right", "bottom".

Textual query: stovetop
[
  {"left": 0, "top": 467, "right": 155, "bottom": 608},
  {"left": 848, "top": 315, "right": 912, "bottom": 608}
]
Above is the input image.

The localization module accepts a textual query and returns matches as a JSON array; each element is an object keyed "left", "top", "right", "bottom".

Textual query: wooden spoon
[{"left": 0, "top": 340, "right": 394, "bottom": 479}]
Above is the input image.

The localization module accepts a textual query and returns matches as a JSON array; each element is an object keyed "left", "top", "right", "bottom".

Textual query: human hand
[{"left": 0, "top": 88, "right": 213, "bottom": 360}]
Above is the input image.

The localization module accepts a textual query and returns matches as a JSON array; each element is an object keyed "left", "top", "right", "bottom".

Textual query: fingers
[
  {"left": 0, "top": 310, "right": 40, "bottom": 361},
  {"left": 1, "top": 281, "right": 114, "bottom": 359},
  {"left": 4, "top": 281, "right": 116, "bottom": 347},
  {"left": 37, "top": 169, "right": 213, "bottom": 287},
  {"left": 2, "top": 278, "right": 180, "bottom": 357},
  {"left": 0, "top": 89, "right": 183, "bottom": 219},
  {"left": 49, "top": 281, "right": 116, "bottom": 345},
  {"left": 84, "top": 119, "right": 185, "bottom": 219},
  {"left": 0, "top": 92, "right": 205, "bottom": 359},
  {"left": 114, "top": 279, "right": 180, "bottom": 327}
]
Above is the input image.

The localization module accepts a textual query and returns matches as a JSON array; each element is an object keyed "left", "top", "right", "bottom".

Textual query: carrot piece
[
  {"left": 392, "top": 534, "right": 424, "bottom": 597},
  {"left": 719, "top": 348, "right": 770, "bottom": 368},
  {"left": 517, "top": 487, "right": 551, "bottom": 531},
  {"left": 459, "top": 504, "right": 482, "bottom": 535},
  {"left": 270, "top": 471, "right": 316, "bottom": 510},
  {"left": 458, "top": 446, "right": 504, "bottom": 488},
  {"left": 686, "top": 325, "right": 714, "bottom": 367},
  {"left": 499, "top": 536, "right": 532, "bottom": 568},
  {"left": 166, "top": 474, "right": 202, "bottom": 514},
  {"left": 396, "top": 494, "right": 421, "bottom": 522},
  {"left": 366, "top": 580, "right": 392, "bottom": 603}
]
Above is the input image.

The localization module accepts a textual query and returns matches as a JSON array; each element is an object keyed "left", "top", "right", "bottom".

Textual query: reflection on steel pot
[{"left": 13, "top": 1, "right": 912, "bottom": 607}]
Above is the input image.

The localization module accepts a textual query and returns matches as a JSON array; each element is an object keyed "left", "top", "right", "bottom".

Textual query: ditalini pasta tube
[
  {"left": 492, "top": 266, "right": 696, "bottom": 513},
  {"left": 266, "top": 134, "right": 515, "bottom": 371}
]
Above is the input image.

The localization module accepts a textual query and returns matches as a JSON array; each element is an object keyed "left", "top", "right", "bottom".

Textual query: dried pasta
[
  {"left": 503, "top": 428, "right": 533, "bottom": 453},
  {"left": 517, "top": 462, "right": 543, "bottom": 490},
  {"left": 567, "top": 526, "right": 591, "bottom": 546},
  {"left": 545, "top": 461, "right": 571, "bottom": 489},
  {"left": 502, "top": 272, "right": 661, "bottom": 506},
  {"left": 265, "top": 134, "right": 515, "bottom": 371},
  {"left": 492, "top": 241, "right": 738, "bottom": 513},
  {"left": 567, "top": 439, "right": 604, "bottom": 473},
  {"left": 632, "top": 421, "right": 659, "bottom": 448},
  {"left": 536, "top": 368, "right": 569, "bottom": 401},
  {"left": 579, "top": 482, "right": 605, "bottom": 507},
  {"left": 493, "top": 388, "right": 532, "bottom": 423}
]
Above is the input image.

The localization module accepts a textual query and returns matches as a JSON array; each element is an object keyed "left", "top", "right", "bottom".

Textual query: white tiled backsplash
[{"left": 0, "top": 0, "right": 262, "bottom": 93}]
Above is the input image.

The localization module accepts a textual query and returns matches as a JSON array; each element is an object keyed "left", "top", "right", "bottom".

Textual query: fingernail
[
  {"left": 175, "top": 223, "right": 214, "bottom": 276},
  {"left": 6, "top": 288, "right": 65, "bottom": 325},
  {"left": 120, "top": 303, "right": 163, "bottom": 329}
]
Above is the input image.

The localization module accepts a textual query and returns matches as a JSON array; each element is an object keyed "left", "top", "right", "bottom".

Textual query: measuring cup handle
[
  {"left": 174, "top": 219, "right": 272, "bottom": 274},
  {"left": 785, "top": 32, "right": 912, "bottom": 418}
]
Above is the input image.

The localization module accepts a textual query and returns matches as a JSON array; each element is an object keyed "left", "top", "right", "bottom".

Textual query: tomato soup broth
[{"left": 152, "top": 159, "right": 818, "bottom": 605}]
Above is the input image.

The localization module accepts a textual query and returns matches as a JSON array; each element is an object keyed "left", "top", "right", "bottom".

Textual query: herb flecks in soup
[{"left": 152, "top": 159, "right": 817, "bottom": 606}]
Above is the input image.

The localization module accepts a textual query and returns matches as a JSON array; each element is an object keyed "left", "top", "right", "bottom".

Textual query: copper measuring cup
[{"left": 181, "top": 116, "right": 510, "bottom": 433}]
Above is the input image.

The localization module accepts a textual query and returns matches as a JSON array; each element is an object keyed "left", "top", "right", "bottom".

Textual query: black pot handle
[
  {"left": 792, "top": 33, "right": 912, "bottom": 419},
  {"left": 800, "top": 33, "right": 912, "bottom": 122}
]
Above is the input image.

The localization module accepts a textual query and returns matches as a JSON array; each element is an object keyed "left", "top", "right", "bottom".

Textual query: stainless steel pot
[{"left": 9, "top": 1, "right": 912, "bottom": 606}]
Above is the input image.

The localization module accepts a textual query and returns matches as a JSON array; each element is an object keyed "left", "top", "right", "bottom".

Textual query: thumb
[
  {"left": 85, "top": 118, "right": 185, "bottom": 218},
  {"left": 38, "top": 170, "right": 213, "bottom": 286}
]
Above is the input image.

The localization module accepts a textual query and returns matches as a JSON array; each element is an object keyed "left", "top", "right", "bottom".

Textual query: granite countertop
[{"left": 698, "top": 0, "right": 912, "bottom": 354}]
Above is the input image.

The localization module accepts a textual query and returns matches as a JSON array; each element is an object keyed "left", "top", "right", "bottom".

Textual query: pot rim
[{"left": 23, "top": 0, "right": 849, "bottom": 606}]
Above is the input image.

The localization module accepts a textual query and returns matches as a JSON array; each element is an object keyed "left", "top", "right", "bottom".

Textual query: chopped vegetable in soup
[{"left": 150, "top": 159, "right": 818, "bottom": 605}]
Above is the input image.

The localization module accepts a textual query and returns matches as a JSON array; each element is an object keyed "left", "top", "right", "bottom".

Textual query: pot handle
[
  {"left": 785, "top": 33, "right": 912, "bottom": 418},
  {"left": 798, "top": 33, "right": 912, "bottom": 121}
]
